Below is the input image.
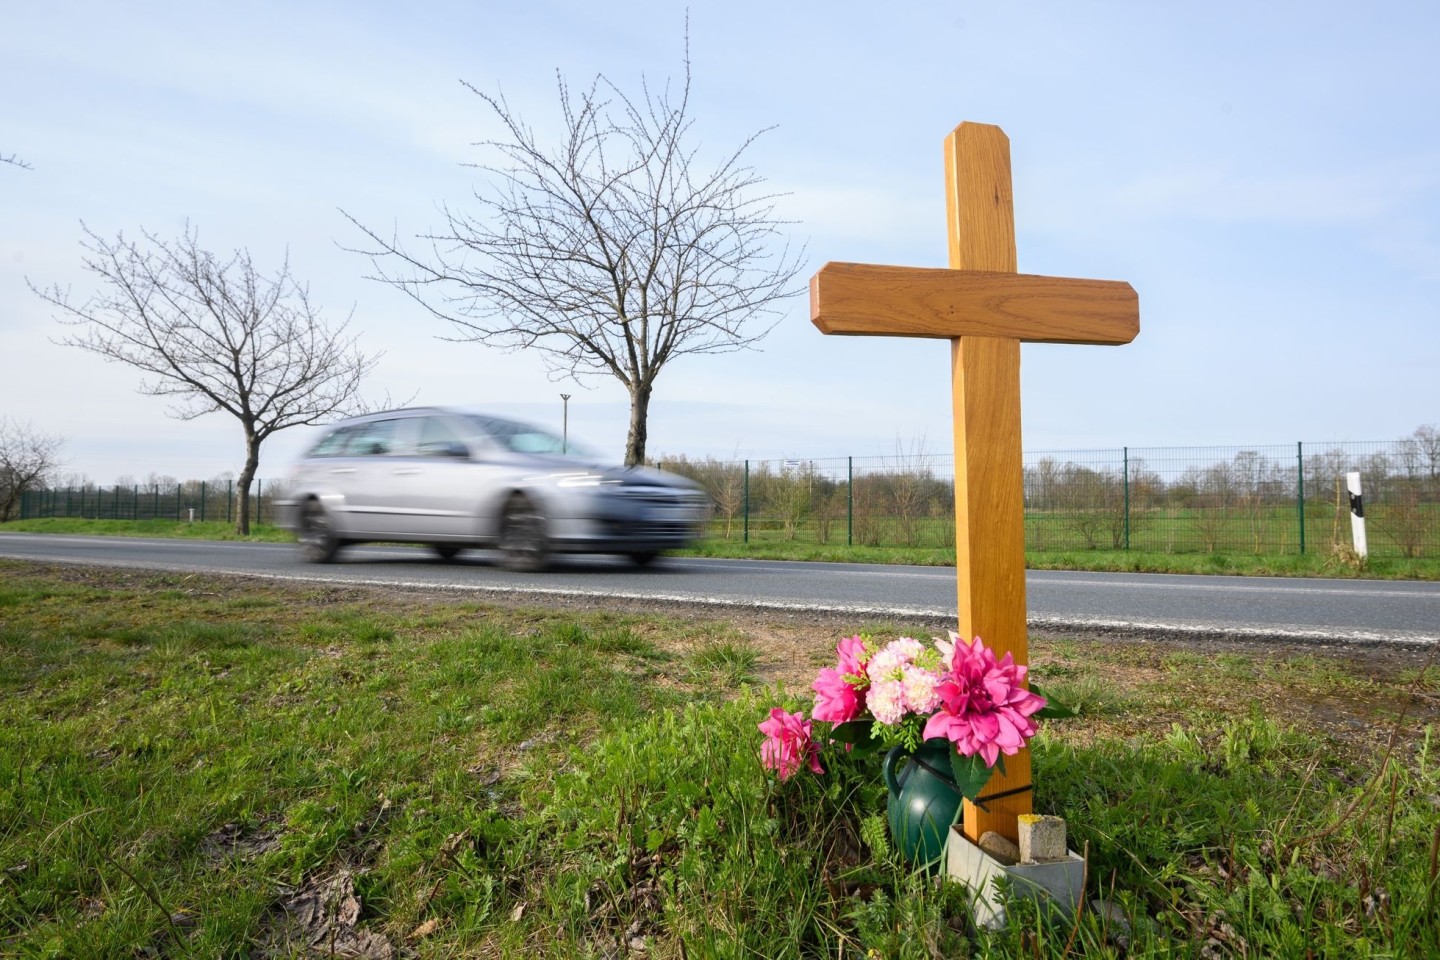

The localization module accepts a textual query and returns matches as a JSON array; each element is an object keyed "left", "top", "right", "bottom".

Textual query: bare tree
[
  {"left": 1412, "top": 424, "right": 1440, "bottom": 482},
  {"left": 0, "top": 419, "right": 64, "bottom": 521},
  {"left": 768, "top": 461, "right": 814, "bottom": 540},
  {"left": 346, "top": 41, "right": 804, "bottom": 466},
  {"left": 33, "top": 224, "right": 380, "bottom": 534},
  {"left": 886, "top": 437, "right": 936, "bottom": 548},
  {"left": 2, "top": 152, "right": 32, "bottom": 170}
]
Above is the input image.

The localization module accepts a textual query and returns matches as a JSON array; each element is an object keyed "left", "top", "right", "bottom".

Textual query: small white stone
[{"left": 977, "top": 830, "right": 1019, "bottom": 865}]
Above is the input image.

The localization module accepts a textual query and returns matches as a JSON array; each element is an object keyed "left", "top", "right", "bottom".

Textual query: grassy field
[
  {"left": 2, "top": 559, "right": 1438, "bottom": 957},
  {"left": 700, "top": 502, "right": 1440, "bottom": 560}
]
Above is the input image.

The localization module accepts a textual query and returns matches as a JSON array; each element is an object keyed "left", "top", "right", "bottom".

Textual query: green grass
[
  {"left": 0, "top": 517, "right": 290, "bottom": 541},
  {"left": 683, "top": 538, "right": 1440, "bottom": 580},
  {"left": 2, "top": 560, "right": 1438, "bottom": 956}
]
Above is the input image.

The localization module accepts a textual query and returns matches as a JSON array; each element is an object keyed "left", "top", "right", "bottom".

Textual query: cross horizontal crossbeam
[{"left": 810, "top": 262, "right": 1138, "bottom": 344}]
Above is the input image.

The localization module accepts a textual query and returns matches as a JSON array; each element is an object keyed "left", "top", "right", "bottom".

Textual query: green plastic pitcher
[{"left": 883, "top": 738, "right": 963, "bottom": 866}]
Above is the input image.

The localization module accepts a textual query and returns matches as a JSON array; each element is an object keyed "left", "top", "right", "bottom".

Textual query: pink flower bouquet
[{"left": 759, "top": 631, "right": 1069, "bottom": 799}]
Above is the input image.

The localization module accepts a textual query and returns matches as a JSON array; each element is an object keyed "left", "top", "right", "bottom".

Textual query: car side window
[
  {"left": 343, "top": 419, "right": 403, "bottom": 456},
  {"left": 416, "top": 417, "right": 468, "bottom": 457},
  {"left": 308, "top": 425, "right": 357, "bottom": 457}
]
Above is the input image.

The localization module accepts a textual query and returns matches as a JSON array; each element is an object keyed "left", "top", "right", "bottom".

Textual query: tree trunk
[
  {"left": 624, "top": 382, "right": 653, "bottom": 467},
  {"left": 236, "top": 431, "right": 260, "bottom": 535}
]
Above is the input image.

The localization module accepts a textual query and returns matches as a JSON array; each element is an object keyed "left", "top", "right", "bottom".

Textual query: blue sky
[{"left": 4, "top": 1, "right": 1437, "bottom": 485}]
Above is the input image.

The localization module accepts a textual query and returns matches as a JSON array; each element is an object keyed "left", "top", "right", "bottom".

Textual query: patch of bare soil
[
  {"left": 201, "top": 820, "right": 282, "bottom": 865},
  {"left": 253, "top": 869, "right": 394, "bottom": 960}
]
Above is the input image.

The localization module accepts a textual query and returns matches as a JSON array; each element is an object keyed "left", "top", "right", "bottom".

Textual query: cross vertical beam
[{"left": 947, "top": 122, "right": 1032, "bottom": 843}]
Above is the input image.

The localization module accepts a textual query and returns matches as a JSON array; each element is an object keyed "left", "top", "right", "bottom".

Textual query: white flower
[
  {"left": 901, "top": 665, "right": 942, "bottom": 714},
  {"left": 868, "top": 679, "right": 906, "bottom": 725},
  {"left": 866, "top": 637, "right": 925, "bottom": 683}
]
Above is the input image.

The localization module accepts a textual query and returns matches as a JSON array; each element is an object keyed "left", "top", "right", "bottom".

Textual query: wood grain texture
[
  {"left": 809, "top": 262, "right": 1139, "bottom": 344},
  {"left": 952, "top": 336, "right": 1033, "bottom": 842},
  {"left": 946, "top": 122, "right": 1034, "bottom": 844},
  {"left": 947, "top": 123, "right": 1016, "bottom": 272}
]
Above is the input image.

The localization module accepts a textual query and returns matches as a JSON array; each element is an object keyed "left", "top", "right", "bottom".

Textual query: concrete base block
[{"left": 944, "top": 826, "right": 1086, "bottom": 930}]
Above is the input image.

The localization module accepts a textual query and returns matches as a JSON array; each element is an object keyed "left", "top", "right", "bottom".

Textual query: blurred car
[{"left": 274, "top": 407, "right": 709, "bottom": 570}]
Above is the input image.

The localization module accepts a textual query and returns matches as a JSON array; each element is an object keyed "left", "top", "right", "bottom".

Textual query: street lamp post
[{"left": 560, "top": 394, "right": 571, "bottom": 454}]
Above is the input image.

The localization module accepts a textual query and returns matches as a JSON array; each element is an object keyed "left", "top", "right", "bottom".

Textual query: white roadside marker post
[{"left": 1346, "top": 471, "right": 1368, "bottom": 559}]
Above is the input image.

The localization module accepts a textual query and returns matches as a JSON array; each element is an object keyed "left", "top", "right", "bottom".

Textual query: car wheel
[
  {"left": 499, "top": 495, "right": 549, "bottom": 572},
  {"left": 298, "top": 501, "right": 341, "bottom": 563},
  {"left": 628, "top": 551, "right": 659, "bottom": 567},
  {"left": 431, "top": 544, "right": 462, "bottom": 561}
]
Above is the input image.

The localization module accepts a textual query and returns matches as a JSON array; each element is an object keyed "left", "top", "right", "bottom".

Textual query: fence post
[
  {"left": 742, "top": 461, "right": 750, "bottom": 544},
  {"left": 1297, "top": 441, "right": 1305, "bottom": 555},
  {"left": 257, "top": 480, "right": 263, "bottom": 525},
  {"left": 847, "top": 456, "right": 854, "bottom": 547},
  {"left": 227, "top": 480, "right": 233, "bottom": 523},
  {"left": 200, "top": 481, "right": 206, "bottom": 523},
  {"left": 1122, "top": 447, "right": 1131, "bottom": 551}
]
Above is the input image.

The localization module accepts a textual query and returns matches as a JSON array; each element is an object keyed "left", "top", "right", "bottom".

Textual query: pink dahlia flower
[
  {"left": 812, "top": 667, "right": 863, "bottom": 723},
  {"left": 759, "top": 707, "right": 824, "bottom": 779},
  {"left": 922, "top": 636, "right": 1046, "bottom": 768},
  {"left": 836, "top": 634, "right": 869, "bottom": 676},
  {"left": 813, "top": 635, "right": 871, "bottom": 722}
]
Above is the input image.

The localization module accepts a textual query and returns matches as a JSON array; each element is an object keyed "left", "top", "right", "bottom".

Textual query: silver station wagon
[{"left": 275, "top": 407, "right": 709, "bottom": 570}]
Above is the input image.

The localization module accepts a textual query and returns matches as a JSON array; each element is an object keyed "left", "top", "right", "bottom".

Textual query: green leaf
[
  {"left": 948, "top": 750, "right": 994, "bottom": 802},
  {"left": 1030, "top": 682, "right": 1077, "bottom": 719},
  {"left": 827, "top": 720, "right": 882, "bottom": 752},
  {"left": 859, "top": 813, "right": 890, "bottom": 857}
]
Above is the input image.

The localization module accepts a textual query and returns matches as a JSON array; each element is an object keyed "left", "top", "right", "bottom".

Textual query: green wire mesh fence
[
  {"left": 655, "top": 439, "right": 1440, "bottom": 558},
  {"left": 15, "top": 480, "right": 279, "bottom": 527},
  {"left": 13, "top": 438, "right": 1439, "bottom": 558}
]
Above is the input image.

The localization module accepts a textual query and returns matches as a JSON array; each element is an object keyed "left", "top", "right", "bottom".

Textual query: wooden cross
[{"left": 810, "top": 122, "right": 1139, "bottom": 843}]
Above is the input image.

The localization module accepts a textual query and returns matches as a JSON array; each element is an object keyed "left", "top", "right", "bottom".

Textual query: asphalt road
[{"left": 1, "top": 533, "right": 1436, "bottom": 646}]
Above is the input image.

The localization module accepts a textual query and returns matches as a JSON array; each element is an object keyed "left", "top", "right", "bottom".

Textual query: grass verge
[
  {"left": 0, "top": 517, "right": 291, "bottom": 542},
  {"left": 680, "top": 538, "right": 1440, "bottom": 581},
  {"left": 2, "top": 560, "right": 1438, "bottom": 956}
]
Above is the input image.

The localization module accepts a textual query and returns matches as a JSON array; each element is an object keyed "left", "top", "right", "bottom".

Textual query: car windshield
[{"left": 465, "top": 415, "right": 592, "bottom": 458}]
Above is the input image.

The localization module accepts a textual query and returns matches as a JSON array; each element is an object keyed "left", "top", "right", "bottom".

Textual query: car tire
[
  {"left": 298, "top": 501, "right": 341, "bottom": 563},
  {"left": 628, "top": 551, "right": 659, "bottom": 567},
  {"left": 498, "top": 494, "right": 549, "bottom": 572}
]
